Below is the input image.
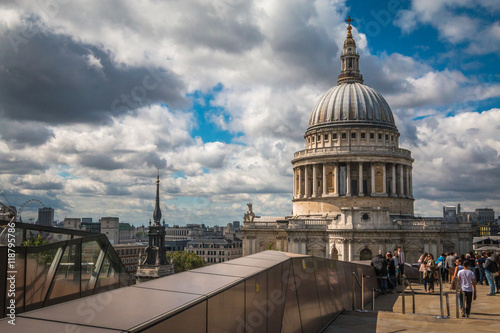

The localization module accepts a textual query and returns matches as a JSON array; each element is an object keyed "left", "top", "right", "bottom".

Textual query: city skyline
[{"left": 0, "top": 1, "right": 499, "bottom": 226}]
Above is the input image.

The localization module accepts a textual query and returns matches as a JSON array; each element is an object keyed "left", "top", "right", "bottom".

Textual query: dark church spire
[{"left": 153, "top": 168, "right": 162, "bottom": 226}]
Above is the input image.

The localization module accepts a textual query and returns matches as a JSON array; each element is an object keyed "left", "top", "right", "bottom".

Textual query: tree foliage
[
  {"left": 166, "top": 251, "right": 205, "bottom": 273},
  {"left": 23, "top": 234, "right": 50, "bottom": 247}
]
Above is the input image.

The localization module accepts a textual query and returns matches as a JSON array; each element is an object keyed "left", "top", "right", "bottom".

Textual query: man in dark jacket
[
  {"left": 484, "top": 251, "right": 498, "bottom": 296},
  {"left": 386, "top": 252, "right": 396, "bottom": 293},
  {"left": 371, "top": 253, "right": 388, "bottom": 294}
]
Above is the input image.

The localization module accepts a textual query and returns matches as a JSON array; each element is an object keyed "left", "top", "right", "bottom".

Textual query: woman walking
[
  {"left": 418, "top": 252, "right": 428, "bottom": 291},
  {"left": 425, "top": 254, "right": 436, "bottom": 293}
]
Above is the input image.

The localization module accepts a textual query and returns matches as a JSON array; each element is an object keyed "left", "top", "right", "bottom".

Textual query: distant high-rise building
[
  {"left": 63, "top": 218, "right": 81, "bottom": 230},
  {"left": 81, "top": 219, "right": 101, "bottom": 234},
  {"left": 232, "top": 221, "right": 240, "bottom": 230},
  {"left": 38, "top": 207, "right": 54, "bottom": 226},
  {"left": 99, "top": 217, "right": 119, "bottom": 245}
]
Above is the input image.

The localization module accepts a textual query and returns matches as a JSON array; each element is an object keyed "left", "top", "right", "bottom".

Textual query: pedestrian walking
[
  {"left": 445, "top": 252, "right": 455, "bottom": 284},
  {"left": 437, "top": 253, "right": 446, "bottom": 281},
  {"left": 425, "top": 254, "right": 436, "bottom": 293},
  {"left": 371, "top": 253, "right": 388, "bottom": 294},
  {"left": 457, "top": 261, "right": 477, "bottom": 318},
  {"left": 397, "top": 247, "right": 405, "bottom": 283},
  {"left": 477, "top": 252, "right": 487, "bottom": 285},
  {"left": 494, "top": 253, "right": 500, "bottom": 294},
  {"left": 386, "top": 252, "right": 396, "bottom": 293},
  {"left": 418, "top": 252, "right": 428, "bottom": 290},
  {"left": 474, "top": 253, "right": 480, "bottom": 283},
  {"left": 484, "top": 251, "right": 499, "bottom": 296}
]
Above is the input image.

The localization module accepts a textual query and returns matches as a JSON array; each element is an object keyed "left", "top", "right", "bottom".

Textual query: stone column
[
  {"left": 298, "top": 167, "right": 302, "bottom": 198},
  {"left": 409, "top": 166, "right": 413, "bottom": 198},
  {"left": 371, "top": 163, "right": 375, "bottom": 196},
  {"left": 305, "top": 166, "right": 309, "bottom": 198},
  {"left": 382, "top": 163, "right": 387, "bottom": 195},
  {"left": 399, "top": 164, "right": 404, "bottom": 197},
  {"left": 358, "top": 162, "right": 364, "bottom": 196},
  {"left": 391, "top": 163, "right": 396, "bottom": 196},
  {"left": 293, "top": 168, "right": 296, "bottom": 199},
  {"left": 405, "top": 165, "right": 410, "bottom": 198},
  {"left": 312, "top": 164, "right": 317, "bottom": 197},
  {"left": 323, "top": 164, "right": 327, "bottom": 196},
  {"left": 346, "top": 162, "right": 351, "bottom": 197},
  {"left": 334, "top": 164, "right": 339, "bottom": 196},
  {"left": 348, "top": 240, "right": 353, "bottom": 261}
]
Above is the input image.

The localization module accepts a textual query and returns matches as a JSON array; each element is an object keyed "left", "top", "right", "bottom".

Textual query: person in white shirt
[
  {"left": 457, "top": 261, "right": 477, "bottom": 318},
  {"left": 397, "top": 247, "right": 405, "bottom": 280}
]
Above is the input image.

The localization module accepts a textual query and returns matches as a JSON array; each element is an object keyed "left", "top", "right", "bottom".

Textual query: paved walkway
[{"left": 325, "top": 282, "right": 500, "bottom": 332}]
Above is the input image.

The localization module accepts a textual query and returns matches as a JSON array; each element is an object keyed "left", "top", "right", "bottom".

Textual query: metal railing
[
  {"left": 0, "top": 222, "right": 132, "bottom": 318},
  {"left": 400, "top": 274, "right": 416, "bottom": 314},
  {"left": 359, "top": 274, "right": 416, "bottom": 314}
]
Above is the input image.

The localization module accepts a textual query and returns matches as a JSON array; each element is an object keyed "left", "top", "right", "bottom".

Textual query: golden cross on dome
[{"left": 345, "top": 16, "right": 354, "bottom": 37}]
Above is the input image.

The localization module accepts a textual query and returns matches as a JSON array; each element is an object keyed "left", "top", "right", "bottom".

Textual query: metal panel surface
[
  {"left": 314, "top": 258, "right": 335, "bottom": 326},
  {"left": 134, "top": 271, "right": 242, "bottom": 296},
  {"left": 224, "top": 257, "right": 283, "bottom": 269},
  {"left": 336, "top": 261, "right": 351, "bottom": 310},
  {"left": 291, "top": 257, "right": 322, "bottom": 333},
  {"left": 280, "top": 263, "right": 302, "bottom": 333},
  {"left": 142, "top": 300, "right": 206, "bottom": 333},
  {"left": 193, "top": 262, "right": 266, "bottom": 278},
  {"left": 245, "top": 271, "right": 268, "bottom": 333},
  {"left": 326, "top": 260, "right": 343, "bottom": 314},
  {"left": 244, "top": 252, "right": 291, "bottom": 262},
  {"left": 0, "top": 317, "right": 119, "bottom": 333},
  {"left": 207, "top": 281, "right": 245, "bottom": 333},
  {"left": 22, "top": 287, "right": 203, "bottom": 331},
  {"left": 267, "top": 262, "right": 286, "bottom": 333}
]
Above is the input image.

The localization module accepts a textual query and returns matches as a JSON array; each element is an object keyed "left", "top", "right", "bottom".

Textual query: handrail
[
  {"left": 352, "top": 271, "right": 362, "bottom": 287},
  {"left": 401, "top": 274, "right": 415, "bottom": 314},
  {"left": 352, "top": 272, "right": 369, "bottom": 312},
  {"left": 436, "top": 269, "right": 449, "bottom": 319}
]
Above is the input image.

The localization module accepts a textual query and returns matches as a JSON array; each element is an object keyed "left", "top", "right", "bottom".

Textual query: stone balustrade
[{"left": 293, "top": 145, "right": 412, "bottom": 159}]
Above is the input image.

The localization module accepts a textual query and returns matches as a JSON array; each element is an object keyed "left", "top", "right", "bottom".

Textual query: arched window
[
  {"left": 331, "top": 247, "right": 339, "bottom": 260},
  {"left": 359, "top": 248, "right": 372, "bottom": 261}
]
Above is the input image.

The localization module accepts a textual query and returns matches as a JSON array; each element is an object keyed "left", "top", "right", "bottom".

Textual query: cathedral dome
[{"left": 307, "top": 82, "right": 396, "bottom": 131}]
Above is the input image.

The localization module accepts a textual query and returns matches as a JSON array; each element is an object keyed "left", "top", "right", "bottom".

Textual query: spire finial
[
  {"left": 345, "top": 16, "right": 354, "bottom": 38},
  {"left": 153, "top": 169, "right": 162, "bottom": 225}
]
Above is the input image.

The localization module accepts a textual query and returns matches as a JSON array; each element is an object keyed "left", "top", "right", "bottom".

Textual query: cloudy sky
[{"left": 0, "top": 0, "right": 499, "bottom": 226}]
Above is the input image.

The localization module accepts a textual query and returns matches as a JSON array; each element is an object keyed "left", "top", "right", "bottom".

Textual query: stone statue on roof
[{"left": 244, "top": 203, "right": 255, "bottom": 223}]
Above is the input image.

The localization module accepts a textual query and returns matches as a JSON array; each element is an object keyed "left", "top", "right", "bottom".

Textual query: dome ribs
[{"left": 307, "top": 83, "right": 396, "bottom": 131}]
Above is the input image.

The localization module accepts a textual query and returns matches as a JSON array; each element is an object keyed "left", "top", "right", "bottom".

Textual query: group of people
[
  {"left": 420, "top": 250, "right": 500, "bottom": 317},
  {"left": 370, "top": 247, "right": 405, "bottom": 295},
  {"left": 438, "top": 251, "right": 500, "bottom": 296},
  {"left": 371, "top": 248, "right": 499, "bottom": 318}
]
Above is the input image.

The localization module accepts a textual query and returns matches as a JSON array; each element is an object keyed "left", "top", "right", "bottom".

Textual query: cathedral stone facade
[{"left": 242, "top": 19, "right": 472, "bottom": 263}]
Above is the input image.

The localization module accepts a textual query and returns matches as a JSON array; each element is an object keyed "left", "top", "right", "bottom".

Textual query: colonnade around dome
[{"left": 293, "top": 162, "right": 412, "bottom": 199}]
